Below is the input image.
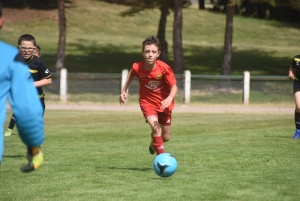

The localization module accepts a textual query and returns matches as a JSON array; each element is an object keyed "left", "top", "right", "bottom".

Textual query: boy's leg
[
  {"left": 159, "top": 110, "right": 172, "bottom": 141},
  {"left": 149, "top": 124, "right": 171, "bottom": 154},
  {"left": 0, "top": 129, "right": 3, "bottom": 162},
  {"left": 18, "top": 104, "right": 45, "bottom": 172},
  {"left": 21, "top": 147, "right": 44, "bottom": 173},
  {"left": 149, "top": 133, "right": 156, "bottom": 154},
  {"left": 293, "top": 91, "right": 300, "bottom": 138},
  {"left": 40, "top": 97, "right": 45, "bottom": 116},
  {"left": 148, "top": 110, "right": 172, "bottom": 154},
  {"left": 161, "top": 125, "right": 171, "bottom": 142},
  {"left": 4, "top": 114, "right": 16, "bottom": 136},
  {"left": 146, "top": 115, "right": 164, "bottom": 155}
]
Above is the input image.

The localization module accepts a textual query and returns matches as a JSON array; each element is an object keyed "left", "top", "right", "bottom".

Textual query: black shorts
[
  {"left": 39, "top": 97, "right": 45, "bottom": 115},
  {"left": 294, "top": 81, "right": 300, "bottom": 93}
]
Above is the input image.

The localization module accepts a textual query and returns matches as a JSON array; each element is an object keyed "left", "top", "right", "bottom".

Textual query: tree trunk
[
  {"left": 157, "top": 4, "right": 169, "bottom": 64},
  {"left": 265, "top": 3, "right": 270, "bottom": 19},
  {"left": 220, "top": 2, "right": 234, "bottom": 90},
  {"left": 173, "top": 0, "right": 184, "bottom": 74},
  {"left": 56, "top": 0, "right": 66, "bottom": 73},
  {"left": 221, "top": 3, "right": 234, "bottom": 76},
  {"left": 199, "top": 0, "right": 205, "bottom": 10}
]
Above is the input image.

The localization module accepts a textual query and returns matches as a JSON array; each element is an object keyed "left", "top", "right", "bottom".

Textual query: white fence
[{"left": 49, "top": 68, "right": 292, "bottom": 104}]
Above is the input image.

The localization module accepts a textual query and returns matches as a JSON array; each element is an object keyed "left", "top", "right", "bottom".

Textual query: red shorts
[{"left": 141, "top": 105, "right": 172, "bottom": 126}]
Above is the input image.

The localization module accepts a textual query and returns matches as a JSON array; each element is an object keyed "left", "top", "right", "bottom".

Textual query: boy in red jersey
[{"left": 119, "top": 36, "right": 178, "bottom": 155}]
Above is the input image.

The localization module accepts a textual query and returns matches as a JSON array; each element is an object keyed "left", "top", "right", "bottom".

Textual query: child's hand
[
  {"left": 289, "top": 74, "right": 298, "bottom": 81},
  {"left": 289, "top": 70, "right": 297, "bottom": 80},
  {"left": 160, "top": 96, "right": 173, "bottom": 110},
  {"left": 119, "top": 91, "right": 127, "bottom": 105}
]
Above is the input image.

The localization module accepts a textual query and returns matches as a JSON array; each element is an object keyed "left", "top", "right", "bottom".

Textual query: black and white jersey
[{"left": 26, "top": 55, "right": 51, "bottom": 97}]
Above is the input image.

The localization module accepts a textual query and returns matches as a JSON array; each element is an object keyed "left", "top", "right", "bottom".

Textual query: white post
[
  {"left": 184, "top": 70, "right": 191, "bottom": 104},
  {"left": 60, "top": 68, "right": 67, "bottom": 102},
  {"left": 121, "top": 69, "right": 128, "bottom": 93},
  {"left": 243, "top": 71, "right": 250, "bottom": 105}
]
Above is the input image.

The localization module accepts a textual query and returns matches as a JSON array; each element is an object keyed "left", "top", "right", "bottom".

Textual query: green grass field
[
  {"left": 1, "top": 109, "right": 300, "bottom": 201},
  {"left": 1, "top": 1, "right": 299, "bottom": 75}
]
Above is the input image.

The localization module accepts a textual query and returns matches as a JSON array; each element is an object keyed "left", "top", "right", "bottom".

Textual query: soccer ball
[{"left": 153, "top": 153, "right": 178, "bottom": 177}]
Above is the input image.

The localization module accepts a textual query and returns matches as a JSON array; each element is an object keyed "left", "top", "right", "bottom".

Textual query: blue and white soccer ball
[{"left": 153, "top": 153, "right": 178, "bottom": 177}]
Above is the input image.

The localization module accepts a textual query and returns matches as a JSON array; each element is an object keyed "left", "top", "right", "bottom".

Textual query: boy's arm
[
  {"left": 36, "top": 59, "right": 52, "bottom": 87},
  {"left": 289, "top": 66, "right": 296, "bottom": 80},
  {"left": 161, "top": 84, "right": 178, "bottom": 110},
  {"left": 34, "top": 78, "right": 52, "bottom": 87},
  {"left": 119, "top": 69, "right": 134, "bottom": 105}
]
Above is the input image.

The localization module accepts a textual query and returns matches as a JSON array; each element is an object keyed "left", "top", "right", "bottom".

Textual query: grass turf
[{"left": 1, "top": 110, "right": 300, "bottom": 200}]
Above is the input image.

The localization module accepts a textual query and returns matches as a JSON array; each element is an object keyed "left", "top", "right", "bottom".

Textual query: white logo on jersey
[
  {"left": 45, "top": 69, "right": 49, "bottom": 73},
  {"left": 145, "top": 81, "right": 160, "bottom": 90},
  {"left": 158, "top": 145, "right": 164, "bottom": 150}
]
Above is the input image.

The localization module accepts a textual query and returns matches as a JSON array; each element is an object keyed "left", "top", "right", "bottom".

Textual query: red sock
[{"left": 152, "top": 136, "right": 164, "bottom": 155}]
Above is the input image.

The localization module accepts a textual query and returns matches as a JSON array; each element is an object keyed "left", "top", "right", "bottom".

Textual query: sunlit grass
[{"left": 1, "top": 110, "right": 299, "bottom": 200}]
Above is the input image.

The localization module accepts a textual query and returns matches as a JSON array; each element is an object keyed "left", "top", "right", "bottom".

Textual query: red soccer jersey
[{"left": 131, "top": 60, "right": 177, "bottom": 112}]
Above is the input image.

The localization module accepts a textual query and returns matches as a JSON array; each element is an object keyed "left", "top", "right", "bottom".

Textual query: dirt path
[{"left": 44, "top": 103, "right": 294, "bottom": 114}]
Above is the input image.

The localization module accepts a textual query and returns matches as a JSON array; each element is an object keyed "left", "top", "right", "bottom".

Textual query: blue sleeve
[{"left": 8, "top": 53, "right": 44, "bottom": 147}]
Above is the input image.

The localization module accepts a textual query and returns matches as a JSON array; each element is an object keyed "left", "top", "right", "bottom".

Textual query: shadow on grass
[
  {"left": 151, "top": 177, "right": 174, "bottom": 180},
  {"left": 95, "top": 166, "right": 173, "bottom": 179},
  {"left": 43, "top": 39, "right": 291, "bottom": 76},
  {"left": 183, "top": 45, "right": 291, "bottom": 75},
  {"left": 96, "top": 166, "right": 152, "bottom": 172},
  {"left": 3, "top": 155, "right": 24, "bottom": 158},
  {"left": 263, "top": 135, "right": 292, "bottom": 139}
]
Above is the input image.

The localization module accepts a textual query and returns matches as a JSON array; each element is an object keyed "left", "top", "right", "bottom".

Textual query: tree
[
  {"left": 221, "top": 0, "right": 246, "bottom": 76},
  {"left": 221, "top": 0, "right": 235, "bottom": 76},
  {"left": 289, "top": 1, "right": 300, "bottom": 11},
  {"left": 244, "top": 0, "right": 300, "bottom": 20},
  {"left": 157, "top": 1, "right": 171, "bottom": 63},
  {"left": 56, "top": 0, "right": 66, "bottom": 73},
  {"left": 199, "top": 0, "right": 205, "bottom": 9},
  {"left": 173, "top": 0, "right": 184, "bottom": 74},
  {"left": 220, "top": 0, "right": 244, "bottom": 90},
  {"left": 98, "top": 0, "right": 189, "bottom": 72},
  {"left": 252, "top": 0, "right": 300, "bottom": 11},
  {"left": 1, "top": 0, "right": 73, "bottom": 9},
  {"left": 117, "top": 0, "right": 171, "bottom": 64}
]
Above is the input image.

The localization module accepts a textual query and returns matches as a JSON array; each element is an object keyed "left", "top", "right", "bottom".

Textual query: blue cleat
[{"left": 292, "top": 129, "right": 300, "bottom": 139}]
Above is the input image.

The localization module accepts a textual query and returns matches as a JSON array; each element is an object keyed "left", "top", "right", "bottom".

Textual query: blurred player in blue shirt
[{"left": 0, "top": 2, "right": 44, "bottom": 172}]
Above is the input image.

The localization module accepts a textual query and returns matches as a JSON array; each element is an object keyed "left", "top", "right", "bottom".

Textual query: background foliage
[
  {"left": 1, "top": 0, "right": 73, "bottom": 9},
  {"left": 1, "top": 1, "right": 299, "bottom": 75}
]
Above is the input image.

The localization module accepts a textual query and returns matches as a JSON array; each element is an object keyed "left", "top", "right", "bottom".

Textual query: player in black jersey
[
  {"left": 4, "top": 34, "right": 51, "bottom": 137},
  {"left": 288, "top": 55, "right": 300, "bottom": 138}
]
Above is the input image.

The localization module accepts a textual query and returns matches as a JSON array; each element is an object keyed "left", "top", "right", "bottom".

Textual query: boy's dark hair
[
  {"left": 18, "top": 34, "right": 36, "bottom": 46},
  {"left": 142, "top": 36, "right": 161, "bottom": 51}
]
